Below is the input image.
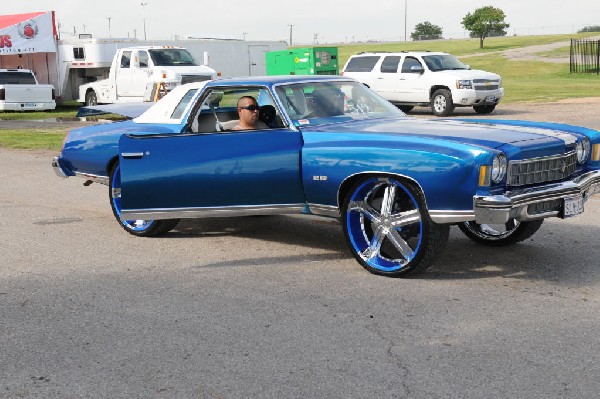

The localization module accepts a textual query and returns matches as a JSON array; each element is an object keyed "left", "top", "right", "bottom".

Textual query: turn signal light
[
  {"left": 478, "top": 165, "right": 490, "bottom": 187},
  {"left": 592, "top": 144, "right": 600, "bottom": 161}
]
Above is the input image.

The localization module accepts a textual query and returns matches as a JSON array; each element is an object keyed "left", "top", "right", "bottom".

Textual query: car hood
[
  {"left": 435, "top": 69, "right": 501, "bottom": 80},
  {"left": 302, "top": 117, "right": 578, "bottom": 157}
]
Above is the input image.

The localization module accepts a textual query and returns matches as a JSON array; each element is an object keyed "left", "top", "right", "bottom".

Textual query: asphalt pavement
[{"left": 1, "top": 105, "right": 600, "bottom": 398}]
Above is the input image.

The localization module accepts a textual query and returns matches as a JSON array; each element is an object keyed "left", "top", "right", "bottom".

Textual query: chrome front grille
[
  {"left": 473, "top": 79, "right": 500, "bottom": 91},
  {"left": 181, "top": 75, "right": 212, "bottom": 84},
  {"left": 507, "top": 151, "right": 577, "bottom": 186}
]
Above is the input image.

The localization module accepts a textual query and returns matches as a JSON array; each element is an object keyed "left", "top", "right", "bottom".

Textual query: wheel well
[
  {"left": 106, "top": 156, "right": 119, "bottom": 178},
  {"left": 429, "top": 85, "right": 450, "bottom": 100},
  {"left": 337, "top": 172, "right": 427, "bottom": 211},
  {"left": 86, "top": 88, "right": 96, "bottom": 96}
]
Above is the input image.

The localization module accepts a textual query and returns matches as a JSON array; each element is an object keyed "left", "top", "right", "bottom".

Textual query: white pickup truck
[
  {"left": 342, "top": 51, "right": 503, "bottom": 116},
  {"left": 78, "top": 46, "right": 217, "bottom": 105},
  {"left": 0, "top": 69, "right": 56, "bottom": 112}
]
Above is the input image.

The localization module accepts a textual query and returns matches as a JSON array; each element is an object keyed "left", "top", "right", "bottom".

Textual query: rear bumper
[
  {"left": 0, "top": 101, "right": 56, "bottom": 111},
  {"left": 474, "top": 170, "right": 600, "bottom": 224}
]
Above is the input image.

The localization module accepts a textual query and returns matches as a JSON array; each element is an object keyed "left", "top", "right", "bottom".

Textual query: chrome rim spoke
[
  {"left": 388, "top": 229, "right": 415, "bottom": 259},
  {"left": 390, "top": 209, "right": 420, "bottom": 228},
  {"left": 349, "top": 200, "right": 381, "bottom": 224},
  {"left": 361, "top": 225, "right": 386, "bottom": 260}
]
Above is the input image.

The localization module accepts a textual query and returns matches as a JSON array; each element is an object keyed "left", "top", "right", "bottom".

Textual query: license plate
[
  {"left": 23, "top": 103, "right": 37, "bottom": 108},
  {"left": 564, "top": 195, "right": 584, "bottom": 217},
  {"left": 485, "top": 96, "right": 496, "bottom": 102}
]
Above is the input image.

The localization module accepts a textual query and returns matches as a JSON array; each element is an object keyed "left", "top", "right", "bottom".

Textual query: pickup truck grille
[
  {"left": 181, "top": 75, "right": 212, "bottom": 84},
  {"left": 507, "top": 151, "right": 577, "bottom": 186},
  {"left": 473, "top": 79, "right": 500, "bottom": 91}
]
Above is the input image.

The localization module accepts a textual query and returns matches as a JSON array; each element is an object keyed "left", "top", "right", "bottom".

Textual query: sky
[{"left": 2, "top": 1, "right": 599, "bottom": 44}]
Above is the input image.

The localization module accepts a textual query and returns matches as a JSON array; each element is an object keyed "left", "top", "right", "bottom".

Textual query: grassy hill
[{"left": 334, "top": 32, "right": 600, "bottom": 103}]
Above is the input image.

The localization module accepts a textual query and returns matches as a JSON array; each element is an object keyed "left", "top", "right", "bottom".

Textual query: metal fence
[{"left": 570, "top": 39, "right": 600, "bottom": 74}]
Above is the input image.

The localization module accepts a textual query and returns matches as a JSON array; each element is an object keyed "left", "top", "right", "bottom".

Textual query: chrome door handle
[{"left": 121, "top": 152, "right": 145, "bottom": 159}]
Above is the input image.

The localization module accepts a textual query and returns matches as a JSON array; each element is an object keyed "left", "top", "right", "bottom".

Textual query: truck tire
[
  {"left": 85, "top": 91, "right": 98, "bottom": 106},
  {"left": 398, "top": 105, "right": 414, "bottom": 113},
  {"left": 431, "top": 89, "right": 454, "bottom": 117}
]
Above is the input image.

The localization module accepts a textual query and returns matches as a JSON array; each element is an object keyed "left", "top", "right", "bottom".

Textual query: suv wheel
[{"left": 431, "top": 89, "right": 455, "bottom": 117}]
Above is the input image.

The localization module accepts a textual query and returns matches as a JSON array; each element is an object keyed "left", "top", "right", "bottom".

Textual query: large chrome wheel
[
  {"left": 109, "top": 163, "right": 179, "bottom": 237},
  {"left": 458, "top": 219, "right": 543, "bottom": 246},
  {"left": 342, "top": 177, "right": 449, "bottom": 277},
  {"left": 431, "top": 89, "right": 454, "bottom": 117}
]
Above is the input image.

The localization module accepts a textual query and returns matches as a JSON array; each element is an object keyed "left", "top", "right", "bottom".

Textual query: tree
[
  {"left": 462, "top": 6, "right": 509, "bottom": 48},
  {"left": 411, "top": 21, "right": 443, "bottom": 41},
  {"left": 579, "top": 25, "right": 600, "bottom": 33}
]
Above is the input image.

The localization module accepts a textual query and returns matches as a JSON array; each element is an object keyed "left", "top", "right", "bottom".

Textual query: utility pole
[
  {"left": 404, "top": 0, "right": 407, "bottom": 41},
  {"left": 242, "top": 32, "right": 247, "bottom": 40},
  {"left": 288, "top": 24, "right": 294, "bottom": 46},
  {"left": 313, "top": 32, "right": 319, "bottom": 45},
  {"left": 141, "top": 2, "right": 148, "bottom": 40},
  {"left": 107, "top": 17, "right": 111, "bottom": 38}
]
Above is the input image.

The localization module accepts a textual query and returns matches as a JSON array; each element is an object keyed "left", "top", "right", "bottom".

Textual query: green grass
[
  {"left": 336, "top": 32, "right": 600, "bottom": 66},
  {"left": 461, "top": 54, "right": 600, "bottom": 103},
  {"left": 0, "top": 128, "right": 66, "bottom": 150},
  {"left": 0, "top": 103, "right": 79, "bottom": 120}
]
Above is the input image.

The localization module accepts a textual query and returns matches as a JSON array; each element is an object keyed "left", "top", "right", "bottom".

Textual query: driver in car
[{"left": 233, "top": 96, "right": 268, "bottom": 130}]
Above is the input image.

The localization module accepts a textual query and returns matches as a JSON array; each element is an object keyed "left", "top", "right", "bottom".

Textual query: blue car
[{"left": 53, "top": 76, "right": 600, "bottom": 277}]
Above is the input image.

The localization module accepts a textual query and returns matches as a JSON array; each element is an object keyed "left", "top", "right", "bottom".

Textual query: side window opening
[
  {"left": 401, "top": 57, "right": 423, "bottom": 73},
  {"left": 120, "top": 51, "right": 132, "bottom": 68},
  {"left": 380, "top": 56, "right": 401, "bottom": 73}
]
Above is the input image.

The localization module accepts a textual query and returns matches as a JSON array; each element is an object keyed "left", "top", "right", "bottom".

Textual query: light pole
[
  {"left": 404, "top": 0, "right": 407, "bottom": 41},
  {"left": 107, "top": 17, "right": 111, "bottom": 38},
  {"left": 288, "top": 24, "right": 294, "bottom": 46},
  {"left": 141, "top": 2, "right": 147, "bottom": 40},
  {"left": 242, "top": 32, "right": 247, "bottom": 40}
]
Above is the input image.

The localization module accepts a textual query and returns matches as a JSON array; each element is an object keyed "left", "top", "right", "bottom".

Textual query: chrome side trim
[
  {"left": 74, "top": 172, "right": 109, "bottom": 186},
  {"left": 429, "top": 210, "right": 476, "bottom": 223},
  {"left": 120, "top": 204, "right": 306, "bottom": 221},
  {"left": 307, "top": 203, "right": 339, "bottom": 218},
  {"left": 474, "top": 170, "right": 600, "bottom": 224}
]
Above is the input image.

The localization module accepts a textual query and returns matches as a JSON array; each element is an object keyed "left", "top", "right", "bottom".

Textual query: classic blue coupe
[{"left": 53, "top": 76, "right": 600, "bottom": 277}]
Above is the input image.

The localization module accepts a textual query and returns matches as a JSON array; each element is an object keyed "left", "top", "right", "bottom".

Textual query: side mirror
[
  {"left": 464, "top": 64, "right": 471, "bottom": 70},
  {"left": 410, "top": 65, "right": 425, "bottom": 74},
  {"left": 205, "top": 91, "right": 224, "bottom": 108}
]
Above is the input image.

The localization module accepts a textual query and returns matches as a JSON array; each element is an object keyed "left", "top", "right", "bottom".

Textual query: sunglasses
[{"left": 239, "top": 104, "right": 260, "bottom": 111}]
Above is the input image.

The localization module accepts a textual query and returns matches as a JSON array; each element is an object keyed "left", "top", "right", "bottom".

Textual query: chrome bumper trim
[
  {"left": 474, "top": 170, "right": 600, "bottom": 224},
  {"left": 121, "top": 204, "right": 306, "bottom": 221},
  {"left": 51, "top": 157, "right": 69, "bottom": 178},
  {"left": 430, "top": 210, "right": 476, "bottom": 224},
  {"left": 74, "top": 172, "right": 109, "bottom": 186}
]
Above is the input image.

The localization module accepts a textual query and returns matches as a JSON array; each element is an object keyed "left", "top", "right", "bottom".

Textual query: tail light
[
  {"left": 51, "top": 88, "right": 56, "bottom": 100},
  {"left": 0, "top": 88, "right": 5, "bottom": 100}
]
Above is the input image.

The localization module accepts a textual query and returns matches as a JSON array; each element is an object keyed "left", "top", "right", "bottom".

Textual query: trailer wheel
[{"left": 85, "top": 90, "right": 98, "bottom": 106}]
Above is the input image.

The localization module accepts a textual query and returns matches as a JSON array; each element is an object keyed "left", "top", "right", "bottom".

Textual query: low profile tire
[
  {"left": 109, "top": 163, "right": 179, "bottom": 237},
  {"left": 431, "top": 89, "right": 455, "bottom": 117},
  {"left": 398, "top": 105, "right": 414, "bottom": 113},
  {"left": 458, "top": 219, "right": 544, "bottom": 247},
  {"left": 473, "top": 104, "right": 496, "bottom": 114},
  {"left": 342, "top": 176, "right": 449, "bottom": 277},
  {"left": 85, "top": 91, "right": 98, "bottom": 106}
]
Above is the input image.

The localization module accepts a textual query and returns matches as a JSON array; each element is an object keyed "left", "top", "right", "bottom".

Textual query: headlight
[
  {"left": 576, "top": 138, "right": 591, "bottom": 163},
  {"left": 456, "top": 80, "right": 472, "bottom": 89},
  {"left": 491, "top": 153, "right": 507, "bottom": 183}
]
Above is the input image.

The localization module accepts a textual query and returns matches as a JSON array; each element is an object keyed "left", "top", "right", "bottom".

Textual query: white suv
[{"left": 342, "top": 52, "right": 503, "bottom": 116}]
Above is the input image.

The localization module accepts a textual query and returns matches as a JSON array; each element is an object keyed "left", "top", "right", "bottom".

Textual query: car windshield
[
  {"left": 274, "top": 80, "right": 402, "bottom": 126},
  {"left": 149, "top": 49, "right": 198, "bottom": 66},
  {"left": 422, "top": 54, "right": 468, "bottom": 71}
]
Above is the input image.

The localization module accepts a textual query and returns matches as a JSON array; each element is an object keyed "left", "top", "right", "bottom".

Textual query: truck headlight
[
  {"left": 576, "top": 138, "right": 591, "bottom": 163},
  {"left": 456, "top": 80, "right": 472, "bottom": 89},
  {"left": 491, "top": 153, "right": 507, "bottom": 183}
]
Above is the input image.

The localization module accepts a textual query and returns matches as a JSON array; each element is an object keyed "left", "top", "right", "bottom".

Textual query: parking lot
[{"left": 2, "top": 103, "right": 600, "bottom": 398}]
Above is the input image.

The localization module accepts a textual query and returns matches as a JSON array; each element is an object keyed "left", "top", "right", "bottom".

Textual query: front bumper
[
  {"left": 474, "top": 170, "right": 600, "bottom": 224},
  {"left": 453, "top": 88, "right": 504, "bottom": 106},
  {"left": 52, "top": 156, "right": 69, "bottom": 178}
]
